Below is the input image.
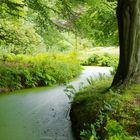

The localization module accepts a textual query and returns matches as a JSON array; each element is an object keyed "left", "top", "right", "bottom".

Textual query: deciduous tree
[{"left": 112, "top": 0, "right": 140, "bottom": 87}]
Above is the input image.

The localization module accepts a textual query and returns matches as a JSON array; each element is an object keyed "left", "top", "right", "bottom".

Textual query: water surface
[{"left": 0, "top": 66, "right": 112, "bottom": 140}]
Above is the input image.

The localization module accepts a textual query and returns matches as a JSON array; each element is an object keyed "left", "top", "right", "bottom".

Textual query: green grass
[{"left": 70, "top": 77, "right": 140, "bottom": 140}]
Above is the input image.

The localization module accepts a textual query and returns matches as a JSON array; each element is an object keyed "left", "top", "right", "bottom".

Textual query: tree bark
[{"left": 112, "top": 0, "right": 140, "bottom": 87}]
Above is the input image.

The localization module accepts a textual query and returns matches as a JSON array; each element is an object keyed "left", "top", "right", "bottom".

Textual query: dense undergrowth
[
  {"left": 0, "top": 52, "right": 81, "bottom": 92},
  {"left": 70, "top": 77, "right": 140, "bottom": 140},
  {"left": 81, "top": 53, "right": 119, "bottom": 68}
]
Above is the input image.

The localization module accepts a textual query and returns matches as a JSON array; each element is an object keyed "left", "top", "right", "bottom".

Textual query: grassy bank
[
  {"left": 0, "top": 52, "right": 81, "bottom": 92},
  {"left": 70, "top": 77, "right": 140, "bottom": 140}
]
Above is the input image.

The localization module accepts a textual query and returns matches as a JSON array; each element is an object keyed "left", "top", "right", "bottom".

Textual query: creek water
[{"left": 0, "top": 66, "right": 112, "bottom": 140}]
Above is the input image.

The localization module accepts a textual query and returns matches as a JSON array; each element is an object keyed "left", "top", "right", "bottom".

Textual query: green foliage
[
  {"left": 0, "top": 0, "right": 46, "bottom": 54},
  {"left": 55, "top": 0, "right": 118, "bottom": 46},
  {"left": 71, "top": 77, "right": 140, "bottom": 140},
  {"left": 0, "top": 52, "right": 81, "bottom": 92},
  {"left": 105, "top": 119, "right": 136, "bottom": 140},
  {"left": 64, "top": 84, "right": 77, "bottom": 101},
  {"left": 80, "top": 124, "right": 97, "bottom": 140},
  {"left": 0, "top": 0, "right": 118, "bottom": 55},
  {"left": 81, "top": 53, "right": 118, "bottom": 69},
  {"left": 74, "top": 0, "right": 118, "bottom": 46},
  {"left": 80, "top": 118, "right": 140, "bottom": 140},
  {"left": 0, "top": 19, "right": 46, "bottom": 54},
  {"left": 0, "top": 0, "right": 26, "bottom": 18}
]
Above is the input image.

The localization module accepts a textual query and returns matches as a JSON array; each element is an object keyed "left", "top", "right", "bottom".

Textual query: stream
[{"left": 0, "top": 66, "right": 112, "bottom": 140}]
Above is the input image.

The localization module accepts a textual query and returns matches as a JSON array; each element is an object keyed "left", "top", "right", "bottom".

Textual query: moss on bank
[{"left": 70, "top": 77, "right": 140, "bottom": 140}]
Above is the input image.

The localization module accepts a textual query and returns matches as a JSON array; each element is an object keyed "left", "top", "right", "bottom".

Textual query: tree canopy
[{"left": 0, "top": 0, "right": 118, "bottom": 54}]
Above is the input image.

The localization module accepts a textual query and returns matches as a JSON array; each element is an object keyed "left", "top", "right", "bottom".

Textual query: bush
[
  {"left": 0, "top": 52, "right": 81, "bottom": 92},
  {"left": 81, "top": 53, "right": 118, "bottom": 68}
]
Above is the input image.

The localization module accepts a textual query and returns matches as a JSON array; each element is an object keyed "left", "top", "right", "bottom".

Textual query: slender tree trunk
[{"left": 112, "top": 0, "right": 140, "bottom": 87}]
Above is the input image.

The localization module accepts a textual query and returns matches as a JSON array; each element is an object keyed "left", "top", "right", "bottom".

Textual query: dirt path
[{"left": 0, "top": 66, "right": 112, "bottom": 140}]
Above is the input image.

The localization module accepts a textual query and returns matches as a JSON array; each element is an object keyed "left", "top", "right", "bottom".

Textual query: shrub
[
  {"left": 0, "top": 52, "right": 81, "bottom": 92},
  {"left": 81, "top": 53, "right": 119, "bottom": 68}
]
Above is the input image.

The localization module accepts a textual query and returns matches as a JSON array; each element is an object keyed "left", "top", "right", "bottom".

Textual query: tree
[
  {"left": 112, "top": 0, "right": 140, "bottom": 87},
  {"left": 0, "top": 0, "right": 46, "bottom": 54},
  {"left": 74, "top": 0, "right": 118, "bottom": 46}
]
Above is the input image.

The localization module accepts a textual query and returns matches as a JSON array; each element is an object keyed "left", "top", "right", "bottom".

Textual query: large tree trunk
[{"left": 112, "top": 0, "right": 140, "bottom": 87}]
